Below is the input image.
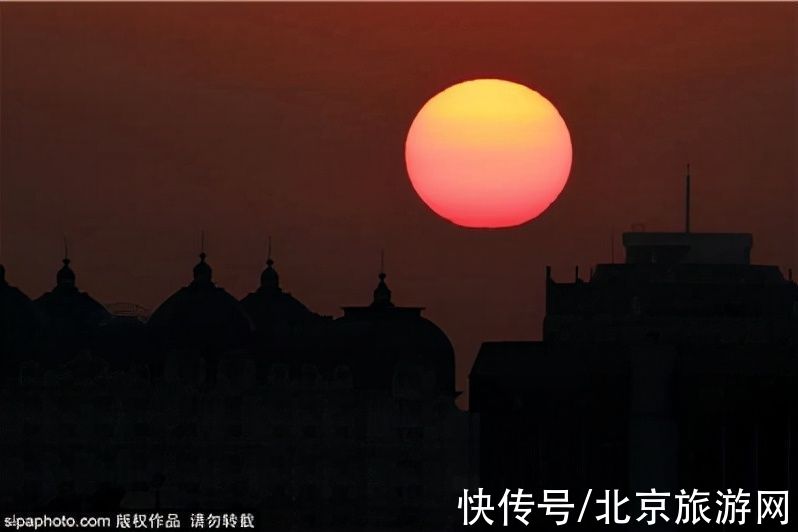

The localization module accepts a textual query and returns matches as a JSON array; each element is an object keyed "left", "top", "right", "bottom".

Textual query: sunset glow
[{"left": 405, "top": 79, "right": 572, "bottom": 228}]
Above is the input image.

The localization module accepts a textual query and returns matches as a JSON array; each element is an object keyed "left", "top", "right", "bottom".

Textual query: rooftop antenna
[{"left": 685, "top": 163, "right": 691, "bottom": 233}]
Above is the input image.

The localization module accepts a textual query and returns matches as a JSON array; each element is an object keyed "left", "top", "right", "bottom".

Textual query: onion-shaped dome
[
  {"left": 34, "top": 258, "right": 111, "bottom": 361},
  {"left": 57, "top": 257, "right": 76, "bottom": 286},
  {"left": 148, "top": 253, "right": 253, "bottom": 351},
  {"left": 240, "top": 256, "right": 324, "bottom": 337},
  {"left": 260, "top": 257, "right": 279, "bottom": 291},
  {"left": 332, "top": 270, "right": 456, "bottom": 396},
  {"left": 372, "top": 272, "right": 392, "bottom": 308}
]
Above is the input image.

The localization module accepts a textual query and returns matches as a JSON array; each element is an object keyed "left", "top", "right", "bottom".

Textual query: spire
[
  {"left": 57, "top": 237, "right": 76, "bottom": 288},
  {"left": 372, "top": 250, "right": 393, "bottom": 308},
  {"left": 193, "top": 231, "right": 212, "bottom": 284},
  {"left": 260, "top": 236, "right": 279, "bottom": 291}
]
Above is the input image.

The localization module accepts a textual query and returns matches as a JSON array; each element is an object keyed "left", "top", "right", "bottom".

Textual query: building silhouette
[
  {"left": 0, "top": 218, "right": 796, "bottom": 531},
  {"left": 0, "top": 250, "right": 474, "bottom": 531},
  {"left": 470, "top": 230, "right": 797, "bottom": 530}
]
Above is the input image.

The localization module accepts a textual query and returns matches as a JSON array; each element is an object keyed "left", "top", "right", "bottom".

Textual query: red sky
[{"left": 1, "top": 3, "right": 795, "bottom": 406}]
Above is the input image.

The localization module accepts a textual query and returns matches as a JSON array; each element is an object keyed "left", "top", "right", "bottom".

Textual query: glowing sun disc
[{"left": 404, "top": 79, "right": 572, "bottom": 228}]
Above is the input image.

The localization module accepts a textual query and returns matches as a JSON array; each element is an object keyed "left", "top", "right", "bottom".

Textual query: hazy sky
[{"left": 1, "top": 3, "right": 795, "bottom": 405}]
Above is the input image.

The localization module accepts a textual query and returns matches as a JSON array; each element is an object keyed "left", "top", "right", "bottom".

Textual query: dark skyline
[{"left": 1, "top": 2, "right": 795, "bottom": 405}]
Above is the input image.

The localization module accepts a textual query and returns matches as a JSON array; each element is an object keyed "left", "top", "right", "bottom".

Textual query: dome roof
[
  {"left": 260, "top": 258, "right": 279, "bottom": 290},
  {"left": 333, "top": 272, "right": 456, "bottom": 395},
  {"left": 148, "top": 253, "right": 253, "bottom": 350},
  {"left": 192, "top": 252, "right": 212, "bottom": 283},
  {"left": 372, "top": 273, "right": 392, "bottom": 308},
  {"left": 240, "top": 256, "right": 323, "bottom": 336},
  {"left": 34, "top": 258, "right": 110, "bottom": 330},
  {"left": 33, "top": 257, "right": 110, "bottom": 365},
  {"left": 57, "top": 258, "right": 76, "bottom": 287}
]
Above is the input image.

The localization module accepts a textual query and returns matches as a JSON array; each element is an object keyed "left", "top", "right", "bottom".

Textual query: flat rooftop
[{"left": 623, "top": 232, "right": 752, "bottom": 265}]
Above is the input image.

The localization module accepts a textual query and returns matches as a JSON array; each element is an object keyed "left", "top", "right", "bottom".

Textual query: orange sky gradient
[{"left": 0, "top": 3, "right": 795, "bottom": 407}]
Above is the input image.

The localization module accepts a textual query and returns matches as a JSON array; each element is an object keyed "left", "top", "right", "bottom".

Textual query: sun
[{"left": 404, "top": 79, "right": 572, "bottom": 228}]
